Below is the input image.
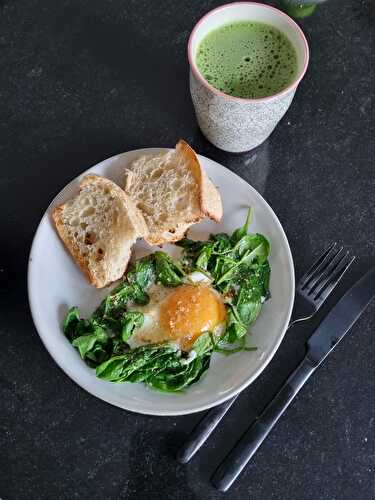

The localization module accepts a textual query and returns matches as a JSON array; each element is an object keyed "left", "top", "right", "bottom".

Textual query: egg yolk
[{"left": 160, "top": 284, "right": 226, "bottom": 350}]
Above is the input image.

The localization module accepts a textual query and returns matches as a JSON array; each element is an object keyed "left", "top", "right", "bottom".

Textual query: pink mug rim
[{"left": 187, "top": 1, "right": 310, "bottom": 104}]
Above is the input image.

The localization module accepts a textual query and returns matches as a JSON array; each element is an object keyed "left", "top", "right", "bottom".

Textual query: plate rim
[{"left": 27, "top": 148, "right": 295, "bottom": 416}]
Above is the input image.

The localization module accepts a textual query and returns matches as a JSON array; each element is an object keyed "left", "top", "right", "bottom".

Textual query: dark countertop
[{"left": 1, "top": 1, "right": 375, "bottom": 499}]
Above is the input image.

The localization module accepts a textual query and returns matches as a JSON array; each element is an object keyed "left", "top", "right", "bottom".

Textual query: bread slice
[
  {"left": 53, "top": 174, "right": 148, "bottom": 288},
  {"left": 124, "top": 140, "right": 223, "bottom": 245}
]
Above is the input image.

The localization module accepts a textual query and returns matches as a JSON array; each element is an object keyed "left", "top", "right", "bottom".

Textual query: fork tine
[
  {"left": 299, "top": 242, "right": 337, "bottom": 289},
  {"left": 314, "top": 254, "right": 355, "bottom": 302},
  {"left": 306, "top": 246, "right": 345, "bottom": 294}
]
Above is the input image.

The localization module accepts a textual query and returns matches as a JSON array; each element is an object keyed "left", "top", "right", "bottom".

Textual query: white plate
[{"left": 28, "top": 148, "right": 294, "bottom": 416}]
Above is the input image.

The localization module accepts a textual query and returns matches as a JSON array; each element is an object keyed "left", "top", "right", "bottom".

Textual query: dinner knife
[{"left": 211, "top": 265, "right": 375, "bottom": 492}]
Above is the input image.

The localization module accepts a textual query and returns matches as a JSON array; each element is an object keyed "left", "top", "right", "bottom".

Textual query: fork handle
[
  {"left": 176, "top": 323, "right": 296, "bottom": 463},
  {"left": 176, "top": 395, "right": 237, "bottom": 463},
  {"left": 211, "top": 356, "right": 317, "bottom": 491}
]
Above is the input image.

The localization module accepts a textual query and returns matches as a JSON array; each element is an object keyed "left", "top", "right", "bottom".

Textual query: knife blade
[
  {"left": 212, "top": 265, "right": 375, "bottom": 492},
  {"left": 307, "top": 265, "right": 375, "bottom": 365}
]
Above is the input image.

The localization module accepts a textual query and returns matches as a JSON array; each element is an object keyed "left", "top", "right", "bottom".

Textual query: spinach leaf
[
  {"left": 234, "top": 233, "right": 267, "bottom": 258},
  {"left": 240, "top": 236, "right": 270, "bottom": 266},
  {"left": 177, "top": 239, "right": 213, "bottom": 270},
  {"left": 215, "top": 234, "right": 270, "bottom": 287},
  {"left": 72, "top": 321, "right": 109, "bottom": 361},
  {"left": 231, "top": 207, "right": 253, "bottom": 243},
  {"left": 127, "top": 255, "right": 156, "bottom": 289},
  {"left": 257, "top": 261, "right": 271, "bottom": 298},
  {"left": 196, "top": 243, "right": 214, "bottom": 270},
  {"left": 73, "top": 334, "right": 97, "bottom": 357},
  {"left": 121, "top": 311, "right": 144, "bottom": 342},
  {"left": 96, "top": 355, "right": 128, "bottom": 381},
  {"left": 223, "top": 305, "right": 247, "bottom": 342},
  {"left": 236, "top": 286, "right": 262, "bottom": 326},
  {"left": 178, "top": 234, "right": 232, "bottom": 275},
  {"left": 63, "top": 307, "right": 92, "bottom": 341},
  {"left": 175, "top": 238, "right": 201, "bottom": 250},
  {"left": 218, "top": 260, "right": 267, "bottom": 345},
  {"left": 127, "top": 354, "right": 182, "bottom": 384},
  {"left": 146, "top": 354, "right": 211, "bottom": 392},
  {"left": 131, "top": 283, "right": 150, "bottom": 306},
  {"left": 84, "top": 344, "right": 112, "bottom": 367},
  {"left": 63, "top": 307, "right": 80, "bottom": 335},
  {"left": 112, "top": 338, "right": 131, "bottom": 356},
  {"left": 214, "top": 336, "right": 257, "bottom": 355},
  {"left": 154, "top": 251, "right": 184, "bottom": 286},
  {"left": 95, "top": 342, "right": 211, "bottom": 392},
  {"left": 93, "top": 281, "right": 149, "bottom": 325},
  {"left": 191, "top": 332, "right": 213, "bottom": 356},
  {"left": 96, "top": 344, "right": 178, "bottom": 382},
  {"left": 210, "top": 233, "right": 232, "bottom": 254},
  {"left": 63, "top": 307, "right": 80, "bottom": 340}
]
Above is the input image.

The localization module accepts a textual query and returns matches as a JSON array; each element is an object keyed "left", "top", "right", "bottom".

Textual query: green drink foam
[{"left": 196, "top": 21, "right": 298, "bottom": 99}]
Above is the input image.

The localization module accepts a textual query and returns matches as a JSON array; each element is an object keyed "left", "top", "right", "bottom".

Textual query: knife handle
[
  {"left": 211, "top": 356, "right": 317, "bottom": 492},
  {"left": 176, "top": 323, "right": 299, "bottom": 464}
]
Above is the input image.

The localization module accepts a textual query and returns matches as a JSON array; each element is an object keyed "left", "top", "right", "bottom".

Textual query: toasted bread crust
[
  {"left": 144, "top": 221, "right": 191, "bottom": 246},
  {"left": 52, "top": 174, "right": 146, "bottom": 288},
  {"left": 53, "top": 204, "right": 100, "bottom": 285},
  {"left": 124, "top": 140, "right": 223, "bottom": 245},
  {"left": 176, "top": 140, "right": 223, "bottom": 223}
]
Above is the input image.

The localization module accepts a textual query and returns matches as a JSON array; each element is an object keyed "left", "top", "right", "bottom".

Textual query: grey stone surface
[{"left": 1, "top": 0, "right": 375, "bottom": 499}]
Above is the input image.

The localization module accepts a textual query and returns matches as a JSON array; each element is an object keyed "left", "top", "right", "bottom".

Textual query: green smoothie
[{"left": 196, "top": 21, "right": 298, "bottom": 99}]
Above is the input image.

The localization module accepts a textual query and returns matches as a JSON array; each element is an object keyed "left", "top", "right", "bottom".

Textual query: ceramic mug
[
  {"left": 188, "top": 2, "right": 309, "bottom": 153},
  {"left": 281, "top": 1, "right": 329, "bottom": 19}
]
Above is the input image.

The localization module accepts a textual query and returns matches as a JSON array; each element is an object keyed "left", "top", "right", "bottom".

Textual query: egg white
[
  {"left": 127, "top": 284, "right": 174, "bottom": 349},
  {"left": 183, "top": 271, "right": 212, "bottom": 285}
]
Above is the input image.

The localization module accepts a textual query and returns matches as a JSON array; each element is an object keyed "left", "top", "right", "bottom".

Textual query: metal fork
[
  {"left": 176, "top": 243, "right": 355, "bottom": 464},
  {"left": 289, "top": 242, "right": 355, "bottom": 327}
]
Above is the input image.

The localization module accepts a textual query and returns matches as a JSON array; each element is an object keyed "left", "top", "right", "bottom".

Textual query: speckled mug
[{"left": 188, "top": 2, "right": 309, "bottom": 153}]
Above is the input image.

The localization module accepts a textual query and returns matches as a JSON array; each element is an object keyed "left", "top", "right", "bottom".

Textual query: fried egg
[{"left": 127, "top": 273, "right": 226, "bottom": 351}]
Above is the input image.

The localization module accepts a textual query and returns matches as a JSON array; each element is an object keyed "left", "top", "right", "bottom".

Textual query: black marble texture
[{"left": 1, "top": 0, "right": 375, "bottom": 499}]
